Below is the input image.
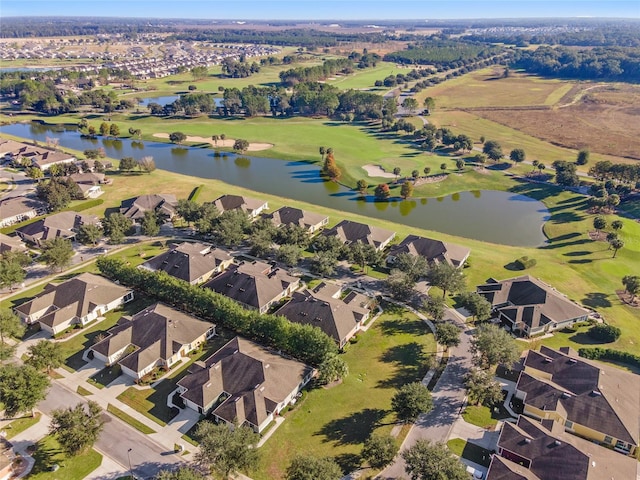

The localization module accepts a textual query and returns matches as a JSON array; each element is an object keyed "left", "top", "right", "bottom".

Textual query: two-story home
[
  {"left": 265, "top": 206, "right": 329, "bottom": 234},
  {"left": 176, "top": 336, "right": 314, "bottom": 433},
  {"left": 514, "top": 346, "right": 639, "bottom": 456},
  {"left": 321, "top": 220, "right": 395, "bottom": 252},
  {"left": 203, "top": 260, "right": 300, "bottom": 314},
  {"left": 275, "top": 282, "right": 372, "bottom": 349},
  {"left": 476, "top": 276, "right": 589, "bottom": 337},
  {"left": 487, "top": 415, "right": 638, "bottom": 480},
  {"left": 14, "top": 273, "right": 134, "bottom": 335},
  {"left": 139, "top": 242, "right": 233, "bottom": 285},
  {"left": 16, "top": 211, "right": 100, "bottom": 246},
  {"left": 90, "top": 303, "right": 215, "bottom": 381},
  {"left": 387, "top": 234, "right": 470, "bottom": 269},
  {"left": 209, "top": 194, "right": 268, "bottom": 219}
]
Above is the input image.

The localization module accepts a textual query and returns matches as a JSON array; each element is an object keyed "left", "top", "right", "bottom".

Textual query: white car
[{"left": 466, "top": 465, "right": 484, "bottom": 479}]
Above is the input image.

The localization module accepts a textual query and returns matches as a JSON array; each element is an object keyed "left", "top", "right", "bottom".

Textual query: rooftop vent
[
  {"left": 591, "top": 390, "right": 602, "bottom": 396},
  {"left": 568, "top": 358, "right": 577, "bottom": 364},
  {"left": 524, "top": 438, "right": 531, "bottom": 444},
  {"left": 554, "top": 440, "right": 561, "bottom": 446}
]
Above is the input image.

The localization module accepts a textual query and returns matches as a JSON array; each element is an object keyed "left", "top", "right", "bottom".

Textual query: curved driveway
[{"left": 377, "top": 307, "right": 473, "bottom": 479}]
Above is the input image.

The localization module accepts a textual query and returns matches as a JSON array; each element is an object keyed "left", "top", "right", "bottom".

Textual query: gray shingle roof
[
  {"left": 209, "top": 195, "right": 266, "bottom": 216},
  {"left": 140, "top": 242, "right": 232, "bottom": 283},
  {"left": 16, "top": 210, "right": 99, "bottom": 244},
  {"left": 266, "top": 206, "right": 328, "bottom": 230},
  {"left": 321, "top": 220, "right": 395, "bottom": 250},
  {"left": 388, "top": 234, "right": 470, "bottom": 268},
  {"left": 120, "top": 194, "right": 177, "bottom": 221}
]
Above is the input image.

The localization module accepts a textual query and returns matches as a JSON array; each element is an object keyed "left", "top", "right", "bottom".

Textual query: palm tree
[
  {"left": 531, "top": 159, "right": 539, "bottom": 173},
  {"left": 610, "top": 238, "right": 624, "bottom": 258},
  {"left": 393, "top": 167, "right": 401, "bottom": 180},
  {"left": 423, "top": 167, "right": 431, "bottom": 176},
  {"left": 319, "top": 146, "right": 326, "bottom": 161},
  {"left": 212, "top": 135, "right": 219, "bottom": 146},
  {"left": 537, "top": 163, "right": 546, "bottom": 175}
]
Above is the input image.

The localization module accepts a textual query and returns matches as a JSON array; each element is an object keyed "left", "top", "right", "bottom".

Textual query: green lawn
[
  {"left": 253, "top": 304, "right": 436, "bottom": 479},
  {"left": 116, "top": 332, "right": 233, "bottom": 426},
  {"left": 106, "top": 404, "right": 157, "bottom": 434},
  {"left": 88, "top": 365, "right": 123, "bottom": 389},
  {"left": 2, "top": 412, "right": 41, "bottom": 440},
  {"left": 462, "top": 404, "right": 512, "bottom": 430},
  {"left": 447, "top": 438, "right": 493, "bottom": 467},
  {"left": 28, "top": 435, "right": 102, "bottom": 480}
]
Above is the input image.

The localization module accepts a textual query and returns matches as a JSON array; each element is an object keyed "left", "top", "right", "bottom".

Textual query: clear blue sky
[{"left": 2, "top": 1, "right": 639, "bottom": 19}]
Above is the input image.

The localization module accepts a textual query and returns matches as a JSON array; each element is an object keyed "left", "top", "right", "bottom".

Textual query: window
[
  {"left": 565, "top": 420, "right": 574, "bottom": 429},
  {"left": 604, "top": 436, "right": 613, "bottom": 444}
]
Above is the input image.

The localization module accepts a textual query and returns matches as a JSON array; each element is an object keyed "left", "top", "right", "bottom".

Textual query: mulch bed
[
  {"left": 616, "top": 290, "right": 639, "bottom": 308},
  {"left": 588, "top": 230, "right": 607, "bottom": 241}
]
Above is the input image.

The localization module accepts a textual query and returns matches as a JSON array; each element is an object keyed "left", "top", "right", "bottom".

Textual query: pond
[{"left": 0, "top": 122, "right": 550, "bottom": 246}]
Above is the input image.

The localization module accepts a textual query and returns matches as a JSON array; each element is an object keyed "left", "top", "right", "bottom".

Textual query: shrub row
[
  {"left": 515, "top": 256, "right": 537, "bottom": 270},
  {"left": 578, "top": 347, "right": 640, "bottom": 370},
  {"left": 96, "top": 257, "right": 337, "bottom": 366},
  {"left": 66, "top": 198, "right": 104, "bottom": 212}
]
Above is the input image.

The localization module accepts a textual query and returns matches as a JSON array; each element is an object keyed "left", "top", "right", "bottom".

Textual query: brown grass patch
[
  {"left": 616, "top": 290, "right": 639, "bottom": 308},
  {"left": 474, "top": 84, "right": 640, "bottom": 160}
]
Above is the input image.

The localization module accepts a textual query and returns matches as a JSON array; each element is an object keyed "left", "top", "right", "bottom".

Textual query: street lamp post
[{"left": 127, "top": 448, "right": 133, "bottom": 480}]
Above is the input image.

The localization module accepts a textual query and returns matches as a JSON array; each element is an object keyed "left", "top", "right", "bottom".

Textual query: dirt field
[{"left": 474, "top": 84, "right": 640, "bottom": 160}]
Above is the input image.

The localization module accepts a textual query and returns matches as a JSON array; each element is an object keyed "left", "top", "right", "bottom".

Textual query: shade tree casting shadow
[{"left": 316, "top": 408, "right": 388, "bottom": 446}]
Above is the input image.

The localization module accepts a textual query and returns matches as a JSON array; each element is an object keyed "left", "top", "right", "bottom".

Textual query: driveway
[{"left": 377, "top": 308, "right": 473, "bottom": 479}]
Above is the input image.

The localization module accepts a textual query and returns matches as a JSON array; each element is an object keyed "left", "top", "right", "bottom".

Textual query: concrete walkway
[{"left": 2, "top": 412, "right": 51, "bottom": 479}]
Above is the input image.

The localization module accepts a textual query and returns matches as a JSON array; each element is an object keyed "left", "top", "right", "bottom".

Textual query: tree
[
  {"left": 103, "top": 212, "right": 132, "bottom": 244},
  {"left": 440, "top": 163, "right": 447, "bottom": 172},
  {"left": 156, "top": 467, "right": 207, "bottom": 480},
  {"left": 99, "top": 122, "right": 109, "bottom": 136},
  {"left": 195, "top": 421, "right": 260, "bottom": 479},
  {"left": 392, "top": 382, "right": 433, "bottom": 423},
  {"left": 374, "top": 183, "right": 390, "bottom": 200},
  {"left": 611, "top": 220, "right": 623, "bottom": 231},
  {"left": 321, "top": 152, "right": 341, "bottom": 181},
  {"left": 464, "top": 368, "right": 504, "bottom": 407},
  {"left": 215, "top": 210, "right": 250, "bottom": 247},
  {"left": 393, "top": 167, "right": 401, "bottom": 179},
  {"left": 622, "top": 275, "right": 640, "bottom": 302},
  {"left": 426, "top": 262, "right": 465, "bottom": 298},
  {"left": 423, "top": 96, "right": 435, "bottom": 113},
  {"left": 483, "top": 140, "right": 503, "bottom": 161},
  {"left": 137, "top": 156, "right": 156, "bottom": 174},
  {"left": 310, "top": 250, "right": 339, "bottom": 277},
  {"left": 455, "top": 158, "right": 465, "bottom": 171},
  {"left": 412, "top": 169, "right": 420, "bottom": 180},
  {"left": 27, "top": 340, "right": 64, "bottom": 372},
  {"left": 0, "top": 364, "right": 49, "bottom": 417},
  {"left": 470, "top": 324, "right": 520, "bottom": 369},
  {"left": 435, "top": 322, "right": 460, "bottom": 349},
  {"left": 0, "top": 309, "right": 24, "bottom": 360},
  {"left": 233, "top": 138, "right": 250, "bottom": 153},
  {"left": 141, "top": 210, "right": 161, "bottom": 237},
  {"left": 169, "top": 131, "right": 187, "bottom": 144},
  {"left": 422, "top": 296, "right": 446, "bottom": 321},
  {"left": 402, "top": 440, "right": 467, "bottom": 480},
  {"left": 362, "top": 434, "right": 398, "bottom": 470},
  {"left": 319, "top": 146, "right": 326, "bottom": 161},
  {"left": 531, "top": 159, "right": 539, "bottom": 172},
  {"left": 553, "top": 160, "right": 579, "bottom": 187},
  {"left": 119, "top": 156, "right": 137, "bottom": 173},
  {"left": 386, "top": 270, "right": 416, "bottom": 301},
  {"left": 610, "top": 237, "right": 624, "bottom": 258},
  {"left": 393, "top": 253, "right": 429, "bottom": 282},
  {"left": 76, "top": 223, "right": 103, "bottom": 246},
  {"left": 423, "top": 167, "right": 431, "bottom": 176},
  {"left": 26, "top": 166, "right": 44, "bottom": 181},
  {"left": 318, "top": 353, "right": 349, "bottom": 383},
  {"left": 40, "top": 237, "right": 74, "bottom": 272},
  {"left": 400, "top": 181, "right": 414, "bottom": 199},
  {"left": 509, "top": 148, "right": 526, "bottom": 164},
  {"left": 276, "top": 244, "right": 301, "bottom": 267},
  {"left": 109, "top": 123, "right": 120, "bottom": 138},
  {"left": 356, "top": 179, "right": 368, "bottom": 195},
  {"left": 402, "top": 97, "right": 419, "bottom": 114},
  {"left": 537, "top": 162, "right": 546, "bottom": 174},
  {"left": 576, "top": 148, "right": 590, "bottom": 165},
  {"left": 50, "top": 401, "right": 104, "bottom": 456},
  {"left": 0, "top": 257, "right": 26, "bottom": 291},
  {"left": 459, "top": 291, "right": 492, "bottom": 321},
  {"left": 285, "top": 454, "right": 342, "bottom": 480},
  {"left": 588, "top": 324, "right": 621, "bottom": 342},
  {"left": 191, "top": 66, "right": 208, "bottom": 81},
  {"left": 593, "top": 216, "right": 607, "bottom": 232}
]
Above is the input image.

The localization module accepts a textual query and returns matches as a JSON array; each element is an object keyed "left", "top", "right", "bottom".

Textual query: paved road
[
  {"left": 377, "top": 308, "right": 473, "bottom": 479},
  {"left": 0, "top": 169, "right": 35, "bottom": 199},
  {"left": 39, "top": 383, "right": 183, "bottom": 479}
]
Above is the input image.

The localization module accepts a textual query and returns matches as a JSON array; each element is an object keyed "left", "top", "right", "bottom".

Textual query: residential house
[
  {"left": 0, "top": 233, "right": 27, "bottom": 254},
  {"left": 266, "top": 206, "right": 328, "bottom": 233},
  {"left": 90, "top": 303, "right": 215, "bottom": 380},
  {"left": 16, "top": 210, "right": 100, "bottom": 246},
  {"left": 30, "top": 151, "right": 76, "bottom": 171},
  {"left": 487, "top": 415, "right": 638, "bottom": 480},
  {"left": 209, "top": 194, "right": 268, "bottom": 219},
  {"left": 0, "top": 141, "right": 46, "bottom": 164},
  {"left": 476, "top": 276, "right": 589, "bottom": 337},
  {"left": 387, "top": 234, "right": 470, "bottom": 268},
  {"left": 66, "top": 172, "right": 107, "bottom": 199},
  {"left": 176, "top": 336, "right": 314, "bottom": 432},
  {"left": 514, "top": 346, "right": 639, "bottom": 456},
  {"left": 14, "top": 272, "right": 133, "bottom": 335},
  {"left": 139, "top": 242, "right": 233, "bottom": 285},
  {"left": 0, "top": 139, "right": 34, "bottom": 159},
  {"left": 0, "top": 196, "right": 47, "bottom": 227},
  {"left": 120, "top": 194, "right": 178, "bottom": 222},
  {"left": 321, "top": 220, "right": 395, "bottom": 251},
  {"left": 203, "top": 260, "right": 300, "bottom": 314},
  {"left": 276, "top": 282, "right": 372, "bottom": 348}
]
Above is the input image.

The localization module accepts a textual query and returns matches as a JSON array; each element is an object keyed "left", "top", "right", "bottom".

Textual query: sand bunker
[
  {"left": 362, "top": 164, "right": 396, "bottom": 178},
  {"left": 153, "top": 133, "right": 273, "bottom": 151}
]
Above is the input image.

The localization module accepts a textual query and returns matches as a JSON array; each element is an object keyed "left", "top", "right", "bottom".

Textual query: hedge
[
  {"left": 578, "top": 347, "right": 640, "bottom": 370},
  {"left": 587, "top": 324, "right": 621, "bottom": 343},
  {"left": 96, "top": 257, "right": 337, "bottom": 366},
  {"left": 515, "top": 256, "right": 537, "bottom": 270},
  {"left": 66, "top": 198, "right": 104, "bottom": 212}
]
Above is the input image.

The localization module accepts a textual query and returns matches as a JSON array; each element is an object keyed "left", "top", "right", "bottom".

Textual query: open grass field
[
  {"left": 475, "top": 83, "right": 640, "bottom": 160},
  {"left": 253, "top": 304, "right": 436, "bottom": 479},
  {"left": 325, "top": 61, "right": 397, "bottom": 90},
  {"left": 29, "top": 435, "right": 102, "bottom": 480},
  {"left": 416, "top": 68, "right": 574, "bottom": 108}
]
